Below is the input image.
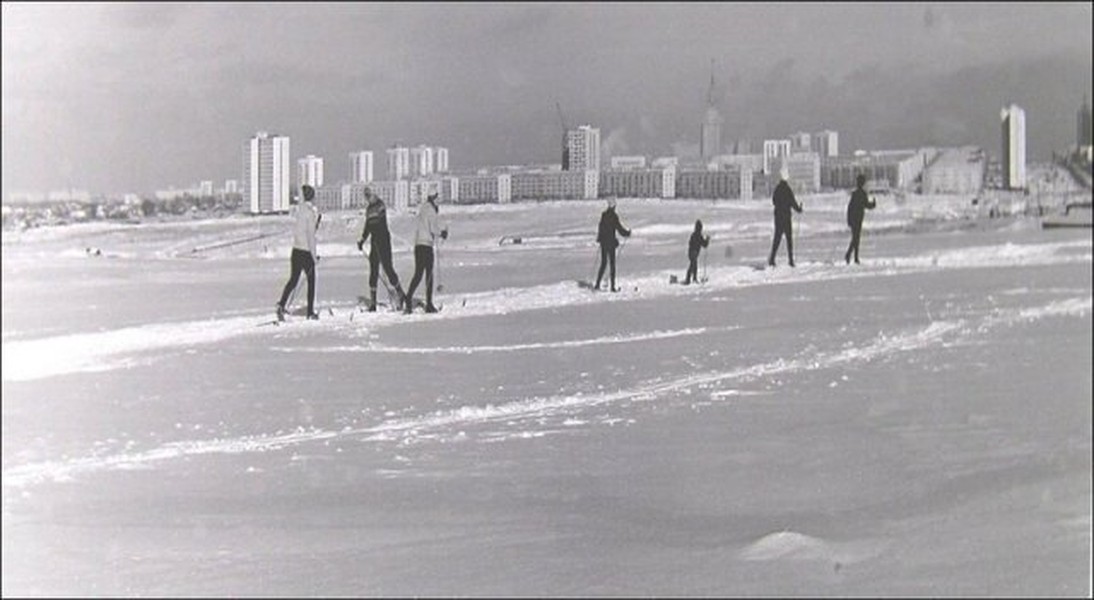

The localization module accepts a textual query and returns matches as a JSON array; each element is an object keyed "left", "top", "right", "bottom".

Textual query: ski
[
  {"left": 356, "top": 295, "right": 399, "bottom": 312},
  {"left": 410, "top": 298, "right": 442, "bottom": 313}
]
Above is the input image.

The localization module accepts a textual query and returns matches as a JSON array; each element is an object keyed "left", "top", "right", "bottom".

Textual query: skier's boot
[
  {"left": 306, "top": 311, "right": 320, "bottom": 321},
  {"left": 276, "top": 303, "right": 286, "bottom": 322},
  {"left": 368, "top": 288, "right": 377, "bottom": 312},
  {"left": 395, "top": 285, "right": 407, "bottom": 312},
  {"left": 425, "top": 304, "right": 439, "bottom": 314}
]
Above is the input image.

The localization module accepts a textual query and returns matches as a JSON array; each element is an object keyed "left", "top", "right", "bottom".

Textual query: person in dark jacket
[
  {"left": 595, "top": 198, "right": 631, "bottom": 292},
  {"left": 767, "top": 167, "right": 803, "bottom": 267},
  {"left": 357, "top": 187, "right": 407, "bottom": 311},
  {"left": 684, "top": 219, "right": 710, "bottom": 285},
  {"left": 844, "top": 174, "right": 877, "bottom": 265}
]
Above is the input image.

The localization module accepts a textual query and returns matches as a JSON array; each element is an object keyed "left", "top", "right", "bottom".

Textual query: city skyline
[{"left": 2, "top": 2, "right": 1091, "bottom": 198}]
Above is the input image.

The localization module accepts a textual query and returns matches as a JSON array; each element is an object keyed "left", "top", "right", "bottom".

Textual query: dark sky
[{"left": 2, "top": 2, "right": 1091, "bottom": 197}]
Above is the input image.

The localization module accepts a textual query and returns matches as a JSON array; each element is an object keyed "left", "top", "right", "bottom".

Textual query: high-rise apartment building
[
  {"left": 564, "top": 126, "right": 601, "bottom": 171},
  {"left": 387, "top": 146, "right": 410, "bottom": 180},
  {"left": 350, "top": 151, "right": 374, "bottom": 184},
  {"left": 762, "top": 139, "right": 792, "bottom": 175},
  {"left": 297, "top": 155, "right": 324, "bottom": 189},
  {"left": 244, "top": 131, "right": 291, "bottom": 214},
  {"left": 435, "top": 147, "right": 449, "bottom": 173},
  {"left": 789, "top": 132, "right": 811, "bottom": 153},
  {"left": 1000, "top": 104, "right": 1026, "bottom": 190},
  {"left": 410, "top": 145, "right": 435, "bottom": 178},
  {"left": 813, "top": 130, "right": 839, "bottom": 158}
]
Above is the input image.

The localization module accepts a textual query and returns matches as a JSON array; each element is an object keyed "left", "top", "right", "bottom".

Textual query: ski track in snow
[
  {"left": 2, "top": 238, "right": 1090, "bottom": 383},
  {"left": 3, "top": 294, "right": 1090, "bottom": 491},
  {"left": 270, "top": 326, "right": 733, "bottom": 355}
]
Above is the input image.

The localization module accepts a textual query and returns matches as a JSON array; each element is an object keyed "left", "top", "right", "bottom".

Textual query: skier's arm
[
  {"left": 617, "top": 216, "right": 631, "bottom": 237},
  {"left": 701, "top": 235, "right": 710, "bottom": 248},
  {"left": 792, "top": 192, "right": 803, "bottom": 213}
]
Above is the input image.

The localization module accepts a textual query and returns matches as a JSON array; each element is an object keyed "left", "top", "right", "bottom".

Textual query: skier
[
  {"left": 594, "top": 198, "right": 632, "bottom": 292},
  {"left": 767, "top": 166, "right": 803, "bottom": 267},
  {"left": 357, "top": 187, "right": 407, "bottom": 311},
  {"left": 403, "top": 192, "right": 448, "bottom": 314},
  {"left": 276, "top": 184, "right": 321, "bottom": 321},
  {"left": 844, "top": 174, "right": 876, "bottom": 265},
  {"left": 684, "top": 219, "right": 710, "bottom": 285}
]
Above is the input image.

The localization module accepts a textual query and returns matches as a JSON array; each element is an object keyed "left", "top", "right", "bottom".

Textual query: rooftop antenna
[{"left": 707, "top": 58, "right": 716, "bottom": 107}]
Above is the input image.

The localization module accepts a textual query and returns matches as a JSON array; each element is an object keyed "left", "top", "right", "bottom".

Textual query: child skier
[{"left": 684, "top": 219, "right": 710, "bottom": 285}]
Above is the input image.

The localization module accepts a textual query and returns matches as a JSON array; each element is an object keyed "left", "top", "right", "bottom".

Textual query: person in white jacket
[
  {"left": 403, "top": 192, "right": 448, "bottom": 313},
  {"left": 276, "top": 185, "right": 321, "bottom": 321}
]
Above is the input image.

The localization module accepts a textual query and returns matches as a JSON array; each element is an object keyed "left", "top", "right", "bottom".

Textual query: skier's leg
[
  {"left": 785, "top": 220, "right": 795, "bottom": 267},
  {"left": 278, "top": 249, "right": 304, "bottom": 308},
  {"left": 595, "top": 245, "right": 608, "bottom": 289},
  {"left": 368, "top": 251, "right": 380, "bottom": 308},
  {"left": 304, "top": 252, "right": 316, "bottom": 315},
  {"left": 424, "top": 246, "right": 435, "bottom": 309},
  {"left": 609, "top": 247, "right": 617, "bottom": 291},
  {"left": 381, "top": 245, "right": 401, "bottom": 288},
  {"left": 768, "top": 223, "right": 782, "bottom": 266},
  {"left": 404, "top": 246, "right": 425, "bottom": 311}
]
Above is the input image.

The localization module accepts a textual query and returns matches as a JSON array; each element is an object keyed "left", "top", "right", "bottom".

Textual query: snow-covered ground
[{"left": 2, "top": 194, "right": 1091, "bottom": 596}]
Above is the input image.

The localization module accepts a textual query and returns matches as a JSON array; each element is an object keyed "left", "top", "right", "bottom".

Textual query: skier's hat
[{"left": 607, "top": 198, "right": 617, "bottom": 208}]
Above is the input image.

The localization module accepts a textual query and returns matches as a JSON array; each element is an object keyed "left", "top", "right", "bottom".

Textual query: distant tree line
[{"left": 2, "top": 193, "right": 245, "bottom": 231}]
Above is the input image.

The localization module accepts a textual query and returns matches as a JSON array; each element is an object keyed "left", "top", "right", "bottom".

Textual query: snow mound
[
  {"left": 739, "top": 531, "right": 832, "bottom": 561},
  {"left": 739, "top": 530, "right": 888, "bottom": 566}
]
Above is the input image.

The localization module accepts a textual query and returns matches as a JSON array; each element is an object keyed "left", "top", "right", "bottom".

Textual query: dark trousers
[
  {"left": 845, "top": 223, "right": 863, "bottom": 264},
  {"left": 595, "top": 244, "right": 617, "bottom": 289},
  {"left": 768, "top": 217, "right": 794, "bottom": 266},
  {"left": 405, "top": 245, "right": 435, "bottom": 307},
  {"left": 685, "top": 254, "right": 699, "bottom": 284},
  {"left": 278, "top": 248, "right": 315, "bottom": 314},
  {"left": 369, "top": 242, "right": 401, "bottom": 290}
]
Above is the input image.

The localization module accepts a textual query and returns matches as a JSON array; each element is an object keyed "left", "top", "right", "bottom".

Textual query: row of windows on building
[
  {"left": 243, "top": 129, "right": 996, "bottom": 214},
  {"left": 259, "top": 157, "right": 992, "bottom": 214}
]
